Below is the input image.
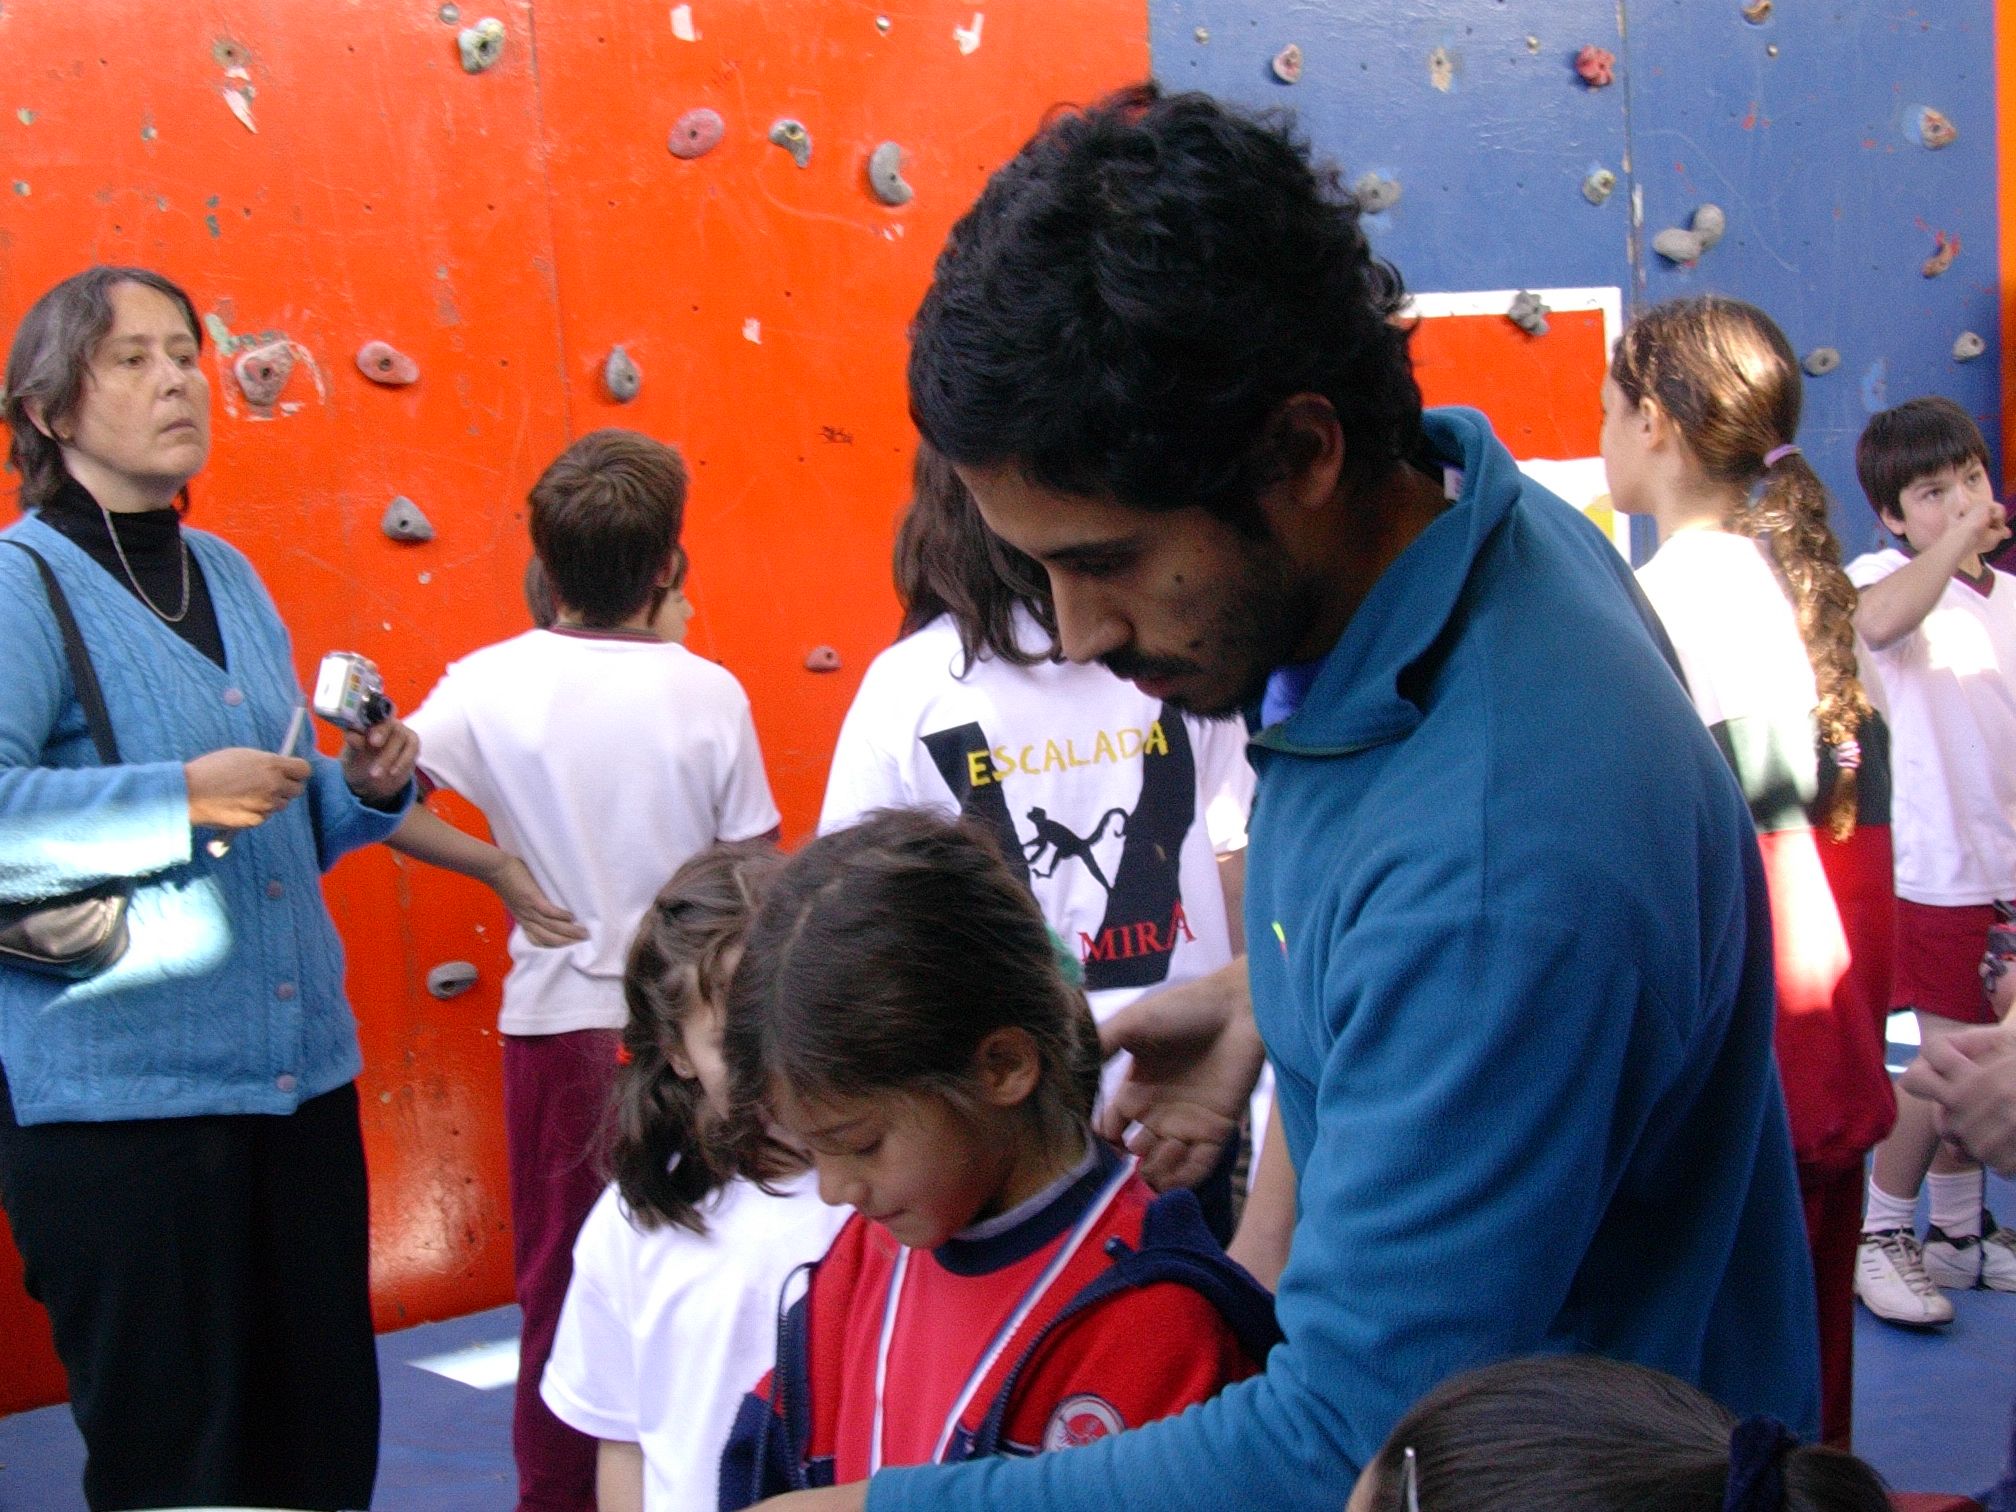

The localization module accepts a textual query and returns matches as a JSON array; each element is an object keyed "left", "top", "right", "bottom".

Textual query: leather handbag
[{"left": 0, "top": 541, "right": 133, "bottom": 978}]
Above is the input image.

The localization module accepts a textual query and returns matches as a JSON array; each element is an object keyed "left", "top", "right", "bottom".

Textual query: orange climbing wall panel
[{"left": 0, "top": 0, "right": 1147, "bottom": 1416}]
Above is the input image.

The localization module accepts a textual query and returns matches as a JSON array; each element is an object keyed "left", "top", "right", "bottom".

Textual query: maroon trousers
[
  {"left": 1800, "top": 1159, "right": 1862, "bottom": 1450},
  {"left": 504, "top": 1029, "right": 620, "bottom": 1512}
]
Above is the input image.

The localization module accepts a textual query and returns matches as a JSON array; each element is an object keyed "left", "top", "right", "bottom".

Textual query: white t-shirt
[
  {"left": 1847, "top": 549, "right": 2016, "bottom": 904},
  {"left": 407, "top": 630, "right": 780, "bottom": 1033},
  {"left": 541, "top": 1172, "right": 846, "bottom": 1512},
  {"left": 1637, "top": 530, "right": 1817, "bottom": 732},
  {"left": 819, "top": 610, "right": 1253, "bottom": 1026}
]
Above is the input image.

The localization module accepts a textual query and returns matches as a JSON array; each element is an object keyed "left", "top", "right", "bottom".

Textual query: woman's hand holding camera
[
  {"left": 341, "top": 717, "right": 419, "bottom": 806},
  {"left": 185, "top": 747, "right": 312, "bottom": 830}
]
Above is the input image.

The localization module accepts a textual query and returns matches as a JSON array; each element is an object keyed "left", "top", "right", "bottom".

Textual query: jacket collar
[{"left": 1251, "top": 406, "right": 1523, "bottom": 758}]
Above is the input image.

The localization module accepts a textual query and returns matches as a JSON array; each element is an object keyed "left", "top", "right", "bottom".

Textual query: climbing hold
[
  {"left": 1429, "top": 46, "right": 1454, "bottom": 92},
  {"left": 1506, "top": 291, "right": 1550, "bottom": 337},
  {"left": 1271, "top": 44, "right": 1303, "bottom": 85},
  {"left": 603, "top": 345, "right": 641, "bottom": 403},
  {"left": 1351, "top": 172, "right": 1401, "bottom": 215},
  {"left": 670, "top": 4, "right": 699, "bottom": 42},
  {"left": 1741, "top": 0, "right": 1772, "bottom": 21},
  {"left": 1653, "top": 204, "right": 1726, "bottom": 265},
  {"left": 1582, "top": 167, "right": 1617, "bottom": 205},
  {"left": 1652, "top": 228, "right": 1704, "bottom": 264},
  {"left": 438, "top": 3, "right": 459, "bottom": 21},
  {"left": 232, "top": 341, "right": 294, "bottom": 407},
  {"left": 1922, "top": 231, "right": 1960, "bottom": 279},
  {"left": 1802, "top": 347, "right": 1841, "bottom": 377},
  {"left": 1954, "top": 331, "right": 1986, "bottom": 362},
  {"left": 1766, "top": 43, "right": 1779, "bottom": 56},
  {"left": 426, "top": 960, "right": 479, "bottom": 999},
  {"left": 768, "top": 118, "right": 811, "bottom": 168},
  {"left": 355, "top": 341, "right": 419, "bottom": 387},
  {"left": 1917, "top": 107, "right": 1958, "bottom": 150},
  {"left": 457, "top": 17, "right": 505, "bottom": 73},
  {"left": 804, "top": 646, "right": 842, "bottom": 673},
  {"left": 382, "top": 496, "right": 436, "bottom": 543},
  {"left": 1525, "top": 35, "right": 1541, "bottom": 53},
  {"left": 667, "top": 107, "right": 725, "bottom": 160},
  {"left": 222, "top": 88, "right": 257, "bottom": 134},
  {"left": 1194, "top": 26, "right": 1209, "bottom": 43},
  {"left": 876, "top": 15, "right": 892, "bottom": 34},
  {"left": 868, "top": 141, "right": 913, "bottom": 206},
  {"left": 1574, "top": 45, "right": 1615, "bottom": 87}
]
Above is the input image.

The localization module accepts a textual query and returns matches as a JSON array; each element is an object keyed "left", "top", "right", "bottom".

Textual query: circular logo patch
[{"left": 1042, "top": 1393, "right": 1126, "bottom": 1451}]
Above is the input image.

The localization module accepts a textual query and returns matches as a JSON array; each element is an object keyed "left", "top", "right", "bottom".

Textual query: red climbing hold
[{"left": 1575, "top": 45, "right": 1615, "bottom": 87}]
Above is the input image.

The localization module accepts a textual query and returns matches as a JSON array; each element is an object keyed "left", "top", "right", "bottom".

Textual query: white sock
[
  {"left": 1863, "top": 1176, "right": 1919, "bottom": 1235},
  {"left": 1928, "top": 1169, "right": 1985, "bottom": 1239}
]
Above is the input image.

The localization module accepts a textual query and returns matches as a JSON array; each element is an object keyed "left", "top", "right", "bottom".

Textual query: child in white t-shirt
[
  {"left": 403, "top": 430, "right": 781, "bottom": 1510},
  {"left": 1848, "top": 397, "right": 2016, "bottom": 1324},
  {"left": 541, "top": 843, "right": 844, "bottom": 1512}
]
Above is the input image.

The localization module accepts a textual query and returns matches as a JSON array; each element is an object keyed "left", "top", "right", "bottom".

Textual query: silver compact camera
[{"left": 311, "top": 651, "right": 395, "bottom": 733}]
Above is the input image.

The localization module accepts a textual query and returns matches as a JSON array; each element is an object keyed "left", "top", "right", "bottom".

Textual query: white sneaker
[
  {"left": 1979, "top": 1211, "right": 2016, "bottom": 1293},
  {"left": 1856, "top": 1229, "right": 1956, "bottom": 1325},
  {"left": 1923, "top": 1223, "right": 1986, "bottom": 1289}
]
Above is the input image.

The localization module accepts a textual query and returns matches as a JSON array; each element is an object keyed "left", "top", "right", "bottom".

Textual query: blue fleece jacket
[
  {"left": 0, "top": 514, "right": 408, "bottom": 1124},
  {"left": 872, "top": 408, "right": 1818, "bottom": 1512}
]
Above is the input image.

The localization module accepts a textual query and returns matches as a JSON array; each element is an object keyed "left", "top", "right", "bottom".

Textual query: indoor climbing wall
[
  {"left": 1153, "top": 0, "right": 2002, "bottom": 557},
  {"left": 0, "top": 0, "right": 1145, "bottom": 1413}
]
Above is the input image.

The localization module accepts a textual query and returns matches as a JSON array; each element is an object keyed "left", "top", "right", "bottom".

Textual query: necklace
[{"left": 98, "top": 501, "right": 191, "bottom": 624}]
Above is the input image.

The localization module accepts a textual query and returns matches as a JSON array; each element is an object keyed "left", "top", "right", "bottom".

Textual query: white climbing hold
[
  {"left": 1802, "top": 347, "right": 1841, "bottom": 377},
  {"left": 1507, "top": 291, "right": 1550, "bottom": 337},
  {"left": 1429, "top": 47, "right": 1454, "bottom": 92},
  {"left": 382, "top": 496, "right": 435, "bottom": 542},
  {"left": 954, "top": 12, "right": 983, "bottom": 54},
  {"left": 768, "top": 118, "right": 811, "bottom": 168},
  {"left": 604, "top": 345, "right": 641, "bottom": 402},
  {"left": 1583, "top": 167, "right": 1617, "bottom": 205},
  {"left": 868, "top": 142, "right": 914, "bottom": 206},
  {"left": 1654, "top": 204, "right": 1727, "bottom": 265},
  {"left": 458, "top": 17, "right": 505, "bottom": 73},
  {"left": 1954, "top": 331, "right": 1986, "bottom": 362},
  {"left": 670, "top": 4, "right": 699, "bottom": 42},
  {"left": 233, "top": 340, "right": 294, "bottom": 406},
  {"left": 742, "top": 318, "right": 761, "bottom": 344},
  {"left": 1272, "top": 44, "right": 1303, "bottom": 85},
  {"left": 426, "top": 960, "right": 479, "bottom": 999},
  {"left": 1351, "top": 172, "right": 1400, "bottom": 214}
]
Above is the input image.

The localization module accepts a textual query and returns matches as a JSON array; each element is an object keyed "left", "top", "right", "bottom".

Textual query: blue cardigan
[
  {"left": 0, "top": 513, "right": 408, "bottom": 1125},
  {"left": 872, "top": 408, "right": 1819, "bottom": 1512}
]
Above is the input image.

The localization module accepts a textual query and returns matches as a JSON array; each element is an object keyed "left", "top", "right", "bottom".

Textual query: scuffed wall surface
[
  {"left": 0, "top": 0, "right": 1146, "bottom": 1414},
  {"left": 1152, "top": 1, "right": 1999, "bottom": 555}
]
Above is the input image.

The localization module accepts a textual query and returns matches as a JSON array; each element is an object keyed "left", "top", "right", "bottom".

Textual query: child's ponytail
[
  {"left": 1611, "top": 296, "right": 1874, "bottom": 840},
  {"left": 1729, "top": 448, "right": 1875, "bottom": 841},
  {"left": 611, "top": 842, "right": 789, "bottom": 1233}
]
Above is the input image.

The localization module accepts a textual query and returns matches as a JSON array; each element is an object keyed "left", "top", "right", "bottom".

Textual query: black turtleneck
[{"left": 36, "top": 475, "right": 225, "bottom": 667}]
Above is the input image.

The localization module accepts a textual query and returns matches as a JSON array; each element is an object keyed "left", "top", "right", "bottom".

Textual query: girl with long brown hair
[{"left": 1602, "top": 294, "right": 1895, "bottom": 1449}]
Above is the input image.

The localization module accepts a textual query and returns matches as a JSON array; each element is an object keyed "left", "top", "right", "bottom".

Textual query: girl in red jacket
[{"left": 717, "top": 809, "right": 1277, "bottom": 1508}]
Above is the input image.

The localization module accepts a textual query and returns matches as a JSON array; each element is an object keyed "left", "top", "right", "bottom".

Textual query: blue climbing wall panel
[{"left": 1150, "top": 0, "right": 1999, "bottom": 556}]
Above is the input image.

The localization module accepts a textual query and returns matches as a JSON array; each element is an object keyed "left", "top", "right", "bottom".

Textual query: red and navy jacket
[{"left": 717, "top": 1141, "right": 1279, "bottom": 1508}]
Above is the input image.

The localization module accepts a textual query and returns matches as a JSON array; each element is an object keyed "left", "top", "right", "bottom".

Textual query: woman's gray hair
[{"left": 4, "top": 266, "right": 202, "bottom": 513}]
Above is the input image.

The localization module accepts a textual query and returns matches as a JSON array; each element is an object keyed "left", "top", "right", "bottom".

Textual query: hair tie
[
  {"left": 1832, "top": 738, "right": 1862, "bottom": 773},
  {"left": 1722, "top": 1416, "right": 1796, "bottom": 1512},
  {"left": 1762, "top": 443, "right": 1801, "bottom": 469}
]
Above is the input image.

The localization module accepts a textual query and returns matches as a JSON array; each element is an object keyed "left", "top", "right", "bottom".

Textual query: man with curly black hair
[{"left": 756, "top": 85, "right": 1820, "bottom": 1512}]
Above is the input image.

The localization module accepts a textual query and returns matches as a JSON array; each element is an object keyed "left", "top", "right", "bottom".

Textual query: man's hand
[
  {"left": 1096, "top": 958, "right": 1263, "bottom": 1191},
  {"left": 342, "top": 717, "right": 419, "bottom": 805},
  {"left": 488, "top": 854, "right": 588, "bottom": 948},
  {"left": 1900, "top": 1024, "right": 2016, "bottom": 1175},
  {"left": 185, "top": 747, "right": 310, "bottom": 830}
]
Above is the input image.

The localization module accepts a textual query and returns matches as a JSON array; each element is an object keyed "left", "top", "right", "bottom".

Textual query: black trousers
[{"left": 0, "top": 1072, "right": 380, "bottom": 1512}]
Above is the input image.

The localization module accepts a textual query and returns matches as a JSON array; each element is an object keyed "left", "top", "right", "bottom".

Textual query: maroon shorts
[{"left": 1892, "top": 898, "right": 2013, "bottom": 1025}]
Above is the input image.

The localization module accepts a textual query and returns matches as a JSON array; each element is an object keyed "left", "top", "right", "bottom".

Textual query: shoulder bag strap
[{"left": 3, "top": 540, "right": 122, "bottom": 765}]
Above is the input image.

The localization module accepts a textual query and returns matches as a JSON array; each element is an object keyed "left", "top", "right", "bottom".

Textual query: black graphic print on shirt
[{"left": 919, "top": 711, "right": 1198, "bottom": 991}]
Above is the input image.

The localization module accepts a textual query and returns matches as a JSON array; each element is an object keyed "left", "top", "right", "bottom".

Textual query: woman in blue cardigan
[{"left": 0, "top": 266, "right": 417, "bottom": 1511}]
